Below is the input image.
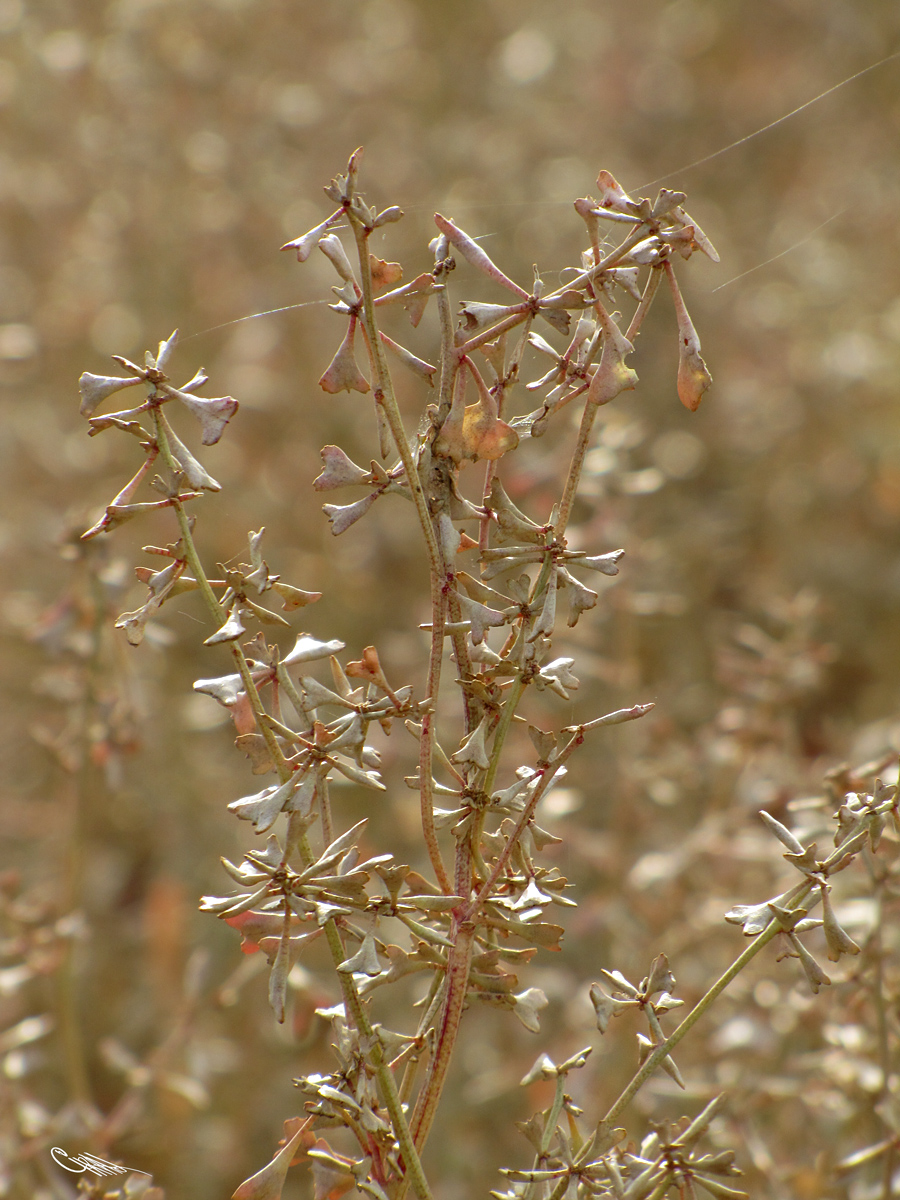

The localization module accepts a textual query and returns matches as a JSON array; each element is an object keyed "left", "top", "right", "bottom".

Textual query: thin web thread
[
  {"left": 185, "top": 49, "right": 899, "bottom": 337},
  {"left": 711, "top": 207, "right": 849, "bottom": 293},
  {"left": 636, "top": 48, "right": 900, "bottom": 190}
]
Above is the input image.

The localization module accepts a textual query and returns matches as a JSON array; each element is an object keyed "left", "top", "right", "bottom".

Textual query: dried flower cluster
[{"left": 54, "top": 152, "right": 899, "bottom": 1200}]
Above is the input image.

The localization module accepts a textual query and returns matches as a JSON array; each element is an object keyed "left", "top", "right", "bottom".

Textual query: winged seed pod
[
  {"left": 282, "top": 634, "right": 346, "bottom": 665},
  {"left": 379, "top": 332, "right": 437, "bottom": 383},
  {"left": 787, "top": 933, "right": 831, "bottom": 993},
  {"left": 594, "top": 169, "right": 641, "bottom": 216},
  {"left": 435, "top": 358, "right": 519, "bottom": 464},
  {"left": 511, "top": 987, "right": 549, "bottom": 1033},
  {"left": 80, "top": 456, "right": 157, "bottom": 541}
]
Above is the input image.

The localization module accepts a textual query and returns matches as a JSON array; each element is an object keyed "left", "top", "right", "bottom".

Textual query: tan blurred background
[{"left": 2, "top": 1, "right": 900, "bottom": 1197}]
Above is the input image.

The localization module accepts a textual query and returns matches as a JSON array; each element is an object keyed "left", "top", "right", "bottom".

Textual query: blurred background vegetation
[{"left": 2, "top": 1, "right": 900, "bottom": 1197}]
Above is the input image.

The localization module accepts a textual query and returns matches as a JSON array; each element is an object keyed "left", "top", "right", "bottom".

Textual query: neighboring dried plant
[{"left": 47, "top": 151, "right": 898, "bottom": 1200}]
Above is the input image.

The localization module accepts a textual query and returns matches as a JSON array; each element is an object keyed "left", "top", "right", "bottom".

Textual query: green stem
[
  {"left": 553, "top": 268, "right": 661, "bottom": 541},
  {"left": 625, "top": 263, "right": 662, "bottom": 342},
  {"left": 274, "top": 663, "right": 311, "bottom": 734},
  {"left": 455, "top": 310, "right": 529, "bottom": 358},
  {"left": 287, "top": 817, "right": 433, "bottom": 1200},
  {"left": 540, "top": 1075, "right": 568, "bottom": 1156},
  {"left": 319, "top": 924, "right": 434, "bottom": 1200},
  {"left": 482, "top": 675, "right": 526, "bottom": 798},
  {"left": 554, "top": 396, "right": 599, "bottom": 540},
  {"left": 546, "top": 1173, "right": 572, "bottom": 1200},
  {"left": 480, "top": 551, "right": 554, "bottom": 797},
  {"left": 401, "top": 578, "right": 574, "bottom": 1180},
  {"left": 152, "top": 408, "right": 291, "bottom": 784},
  {"left": 152, "top": 412, "right": 225, "bottom": 624},
  {"left": 399, "top": 974, "right": 446, "bottom": 1106},
  {"left": 350, "top": 221, "right": 443, "bottom": 584},
  {"left": 600, "top": 884, "right": 814, "bottom": 1128}
]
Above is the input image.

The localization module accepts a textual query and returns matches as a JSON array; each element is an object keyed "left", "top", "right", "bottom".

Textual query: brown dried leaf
[
  {"left": 369, "top": 255, "right": 402, "bottom": 290},
  {"left": 231, "top": 1124, "right": 308, "bottom": 1199}
]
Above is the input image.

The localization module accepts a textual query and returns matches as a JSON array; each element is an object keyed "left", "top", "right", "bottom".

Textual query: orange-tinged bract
[
  {"left": 434, "top": 359, "right": 519, "bottom": 464},
  {"left": 665, "top": 260, "right": 713, "bottom": 411}
]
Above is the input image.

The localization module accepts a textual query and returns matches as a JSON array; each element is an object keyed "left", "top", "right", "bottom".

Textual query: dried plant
[{"left": 43, "top": 150, "right": 899, "bottom": 1200}]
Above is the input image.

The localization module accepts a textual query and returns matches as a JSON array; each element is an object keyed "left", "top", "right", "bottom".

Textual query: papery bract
[
  {"left": 281, "top": 210, "right": 346, "bottom": 262},
  {"left": 231, "top": 1123, "right": 309, "bottom": 1199},
  {"left": 379, "top": 332, "right": 436, "bottom": 383},
  {"left": 318, "top": 234, "right": 357, "bottom": 282},
  {"left": 322, "top": 493, "right": 378, "bottom": 534},
  {"left": 282, "top": 634, "right": 346, "bottom": 666},
  {"left": 78, "top": 371, "right": 143, "bottom": 418},
  {"left": 434, "top": 213, "right": 529, "bottom": 299},
  {"left": 169, "top": 387, "right": 239, "bottom": 444},
  {"left": 314, "top": 445, "right": 371, "bottom": 490}
]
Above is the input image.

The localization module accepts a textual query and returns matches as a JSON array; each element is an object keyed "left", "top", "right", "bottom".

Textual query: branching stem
[
  {"left": 152, "top": 408, "right": 291, "bottom": 783},
  {"left": 598, "top": 880, "right": 815, "bottom": 1131},
  {"left": 349, "top": 220, "right": 443, "bottom": 585}
]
